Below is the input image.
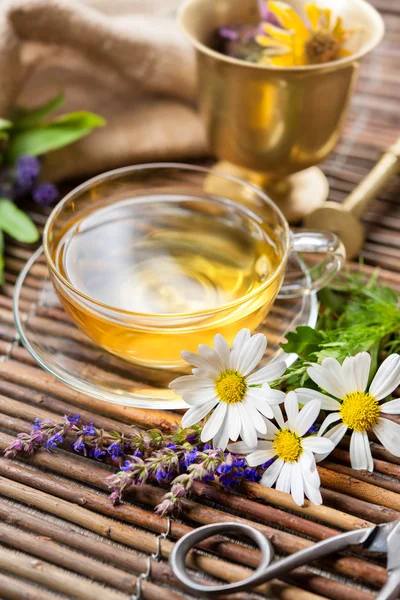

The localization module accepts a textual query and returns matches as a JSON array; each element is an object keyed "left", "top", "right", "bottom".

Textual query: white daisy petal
[
  {"left": 212, "top": 416, "right": 230, "bottom": 451},
  {"left": 237, "top": 334, "right": 267, "bottom": 376},
  {"left": 227, "top": 403, "right": 241, "bottom": 442},
  {"left": 245, "top": 392, "right": 274, "bottom": 419},
  {"left": 299, "top": 450, "right": 320, "bottom": 488},
  {"left": 373, "top": 417, "right": 400, "bottom": 458},
  {"left": 271, "top": 404, "right": 285, "bottom": 428},
  {"left": 370, "top": 354, "right": 400, "bottom": 400},
  {"left": 262, "top": 386, "right": 286, "bottom": 406},
  {"left": 227, "top": 441, "right": 256, "bottom": 454},
  {"left": 380, "top": 398, "right": 400, "bottom": 415},
  {"left": 246, "top": 448, "right": 276, "bottom": 467},
  {"left": 284, "top": 391, "right": 298, "bottom": 430},
  {"left": 295, "top": 399, "right": 321, "bottom": 437},
  {"left": 302, "top": 436, "right": 334, "bottom": 454},
  {"left": 230, "top": 329, "right": 251, "bottom": 369},
  {"left": 169, "top": 375, "right": 213, "bottom": 392},
  {"left": 247, "top": 361, "right": 286, "bottom": 385},
  {"left": 238, "top": 403, "right": 258, "bottom": 448},
  {"left": 257, "top": 441, "right": 274, "bottom": 450},
  {"left": 342, "top": 352, "right": 371, "bottom": 394},
  {"left": 201, "top": 402, "right": 227, "bottom": 442},
  {"left": 213, "top": 334, "right": 231, "bottom": 369},
  {"left": 181, "top": 398, "right": 219, "bottom": 428},
  {"left": 315, "top": 422, "right": 347, "bottom": 463},
  {"left": 318, "top": 412, "right": 342, "bottom": 436},
  {"left": 307, "top": 358, "right": 348, "bottom": 399},
  {"left": 259, "top": 418, "right": 278, "bottom": 441},
  {"left": 260, "top": 458, "right": 283, "bottom": 487},
  {"left": 276, "top": 462, "right": 292, "bottom": 494},
  {"left": 243, "top": 398, "right": 267, "bottom": 434},
  {"left": 349, "top": 430, "right": 372, "bottom": 471},
  {"left": 180, "top": 390, "right": 218, "bottom": 406},
  {"left": 198, "top": 344, "right": 225, "bottom": 372},
  {"left": 181, "top": 350, "right": 219, "bottom": 374},
  {"left": 291, "top": 461, "right": 305, "bottom": 506},
  {"left": 302, "top": 475, "right": 323, "bottom": 505},
  {"left": 295, "top": 388, "right": 341, "bottom": 411}
]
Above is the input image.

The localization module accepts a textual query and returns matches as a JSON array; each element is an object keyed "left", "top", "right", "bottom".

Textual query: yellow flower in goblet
[{"left": 256, "top": 1, "right": 353, "bottom": 66}]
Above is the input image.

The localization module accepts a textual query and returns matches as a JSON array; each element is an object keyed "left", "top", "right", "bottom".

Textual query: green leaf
[
  {"left": 0, "top": 230, "right": 4, "bottom": 285},
  {"left": 0, "top": 118, "right": 12, "bottom": 130},
  {"left": 6, "top": 111, "right": 106, "bottom": 161},
  {"left": 281, "top": 326, "right": 324, "bottom": 359},
  {"left": 0, "top": 199, "right": 39, "bottom": 243},
  {"left": 13, "top": 94, "right": 64, "bottom": 129}
]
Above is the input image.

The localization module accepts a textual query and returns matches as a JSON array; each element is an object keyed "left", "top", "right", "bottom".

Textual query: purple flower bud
[
  {"left": 72, "top": 439, "right": 86, "bottom": 454},
  {"left": 82, "top": 423, "right": 96, "bottom": 436},
  {"left": 219, "top": 27, "right": 240, "bottom": 40},
  {"left": 4, "top": 438, "right": 24, "bottom": 458},
  {"left": 121, "top": 460, "right": 133, "bottom": 471},
  {"left": 32, "top": 418, "right": 41, "bottom": 430},
  {"left": 16, "top": 155, "right": 41, "bottom": 192},
  {"left": 45, "top": 433, "right": 64, "bottom": 451},
  {"left": 108, "top": 442, "right": 123, "bottom": 461},
  {"left": 89, "top": 446, "right": 106, "bottom": 460},
  {"left": 184, "top": 447, "right": 198, "bottom": 468},
  {"left": 66, "top": 414, "right": 80, "bottom": 424},
  {"left": 307, "top": 425, "right": 319, "bottom": 434},
  {"left": 33, "top": 182, "right": 59, "bottom": 206}
]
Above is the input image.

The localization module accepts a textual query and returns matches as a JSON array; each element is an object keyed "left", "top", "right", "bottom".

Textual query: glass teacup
[{"left": 43, "top": 164, "right": 345, "bottom": 369}]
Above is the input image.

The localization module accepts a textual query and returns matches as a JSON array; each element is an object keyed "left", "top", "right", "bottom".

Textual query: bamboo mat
[{"left": 1, "top": 1, "right": 400, "bottom": 599}]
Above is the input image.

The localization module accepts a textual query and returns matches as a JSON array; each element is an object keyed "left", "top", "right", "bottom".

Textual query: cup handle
[{"left": 278, "top": 230, "right": 346, "bottom": 299}]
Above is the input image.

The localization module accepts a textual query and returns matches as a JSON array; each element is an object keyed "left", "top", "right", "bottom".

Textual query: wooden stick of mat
[
  {"left": 0, "top": 571, "right": 61, "bottom": 600},
  {"left": 0, "top": 402, "right": 397, "bottom": 533},
  {"left": 0, "top": 359, "right": 180, "bottom": 430},
  {"left": 0, "top": 521, "right": 189, "bottom": 600},
  {"left": 0, "top": 498, "right": 366, "bottom": 600},
  {"left": 0, "top": 453, "right": 388, "bottom": 591},
  {"left": 0, "top": 406, "right": 396, "bottom": 530},
  {"left": 0, "top": 479, "right": 323, "bottom": 600}
]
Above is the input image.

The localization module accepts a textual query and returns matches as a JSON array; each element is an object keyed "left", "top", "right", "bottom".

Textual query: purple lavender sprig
[
  {"left": 0, "top": 154, "right": 59, "bottom": 206},
  {"left": 5, "top": 414, "right": 262, "bottom": 517},
  {"left": 4, "top": 414, "right": 79, "bottom": 458}
]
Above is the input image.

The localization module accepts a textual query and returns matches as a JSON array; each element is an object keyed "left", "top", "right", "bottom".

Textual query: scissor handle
[{"left": 170, "top": 522, "right": 376, "bottom": 597}]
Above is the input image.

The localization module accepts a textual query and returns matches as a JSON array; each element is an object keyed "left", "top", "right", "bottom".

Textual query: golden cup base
[{"left": 213, "top": 161, "right": 329, "bottom": 223}]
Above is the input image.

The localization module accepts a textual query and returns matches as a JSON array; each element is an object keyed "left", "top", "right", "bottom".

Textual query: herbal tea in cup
[{"left": 44, "top": 164, "right": 345, "bottom": 369}]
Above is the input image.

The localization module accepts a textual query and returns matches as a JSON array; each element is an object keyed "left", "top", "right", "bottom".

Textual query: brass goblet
[{"left": 179, "top": 0, "right": 384, "bottom": 222}]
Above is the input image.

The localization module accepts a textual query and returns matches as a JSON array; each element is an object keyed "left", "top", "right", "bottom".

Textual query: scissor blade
[{"left": 365, "top": 519, "right": 400, "bottom": 558}]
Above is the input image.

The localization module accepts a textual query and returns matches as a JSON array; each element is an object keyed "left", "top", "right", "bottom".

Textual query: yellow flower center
[
  {"left": 339, "top": 391, "right": 380, "bottom": 431},
  {"left": 273, "top": 429, "right": 303, "bottom": 463},
  {"left": 215, "top": 370, "right": 247, "bottom": 404},
  {"left": 305, "top": 31, "right": 340, "bottom": 64}
]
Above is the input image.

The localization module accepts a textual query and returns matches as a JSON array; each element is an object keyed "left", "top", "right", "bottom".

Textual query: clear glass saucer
[{"left": 13, "top": 247, "right": 318, "bottom": 410}]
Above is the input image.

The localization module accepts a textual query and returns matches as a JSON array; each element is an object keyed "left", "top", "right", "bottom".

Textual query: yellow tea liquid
[{"left": 53, "top": 196, "right": 283, "bottom": 368}]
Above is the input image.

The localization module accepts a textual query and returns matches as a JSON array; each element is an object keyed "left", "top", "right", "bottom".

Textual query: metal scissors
[{"left": 170, "top": 519, "right": 400, "bottom": 599}]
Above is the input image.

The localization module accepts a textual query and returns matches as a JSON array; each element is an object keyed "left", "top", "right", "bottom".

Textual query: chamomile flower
[
  {"left": 170, "top": 329, "right": 287, "bottom": 450},
  {"left": 256, "top": 2, "right": 353, "bottom": 66},
  {"left": 296, "top": 353, "right": 400, "bottom": 472},
  {"left": 229, "top": 392, "right": 334, "bottom": 506}
]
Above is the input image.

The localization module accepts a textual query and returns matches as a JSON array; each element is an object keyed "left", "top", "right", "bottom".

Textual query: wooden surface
[{"left": 1, "top": 1, "right": 400, "bottom": 599}]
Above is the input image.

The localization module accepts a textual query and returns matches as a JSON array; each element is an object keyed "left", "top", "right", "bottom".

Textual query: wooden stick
[
  {"left": 319, "top": 467, "right": 400, "bottom": 511},
  {"left": 0, "top": 521, "right": 187, "bottom": 600},
  {"left": 0, "top": 477, "right": 322, "bottom": 600},
  {"left": 0, "top": 571, "right": 61, "bottom": 600},
  {"left": 0, "top": 546, "right": 129, "bottom": 600},
  {"left": 0, "top": 498, "right": 366, "bottom": 600},
  {"left": 0, "top": 453, "right": 388, "bottom": 590},
  {"left": 323, "top": 460, "right": 400, "bottom": 495},
  {"left": 0, "top": 359, "right": 180, "bottom": 431}
]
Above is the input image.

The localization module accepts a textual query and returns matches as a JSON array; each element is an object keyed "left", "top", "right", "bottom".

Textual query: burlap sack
[{"left": 0, "top": 0, "right": 207, "bottom": 181}]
